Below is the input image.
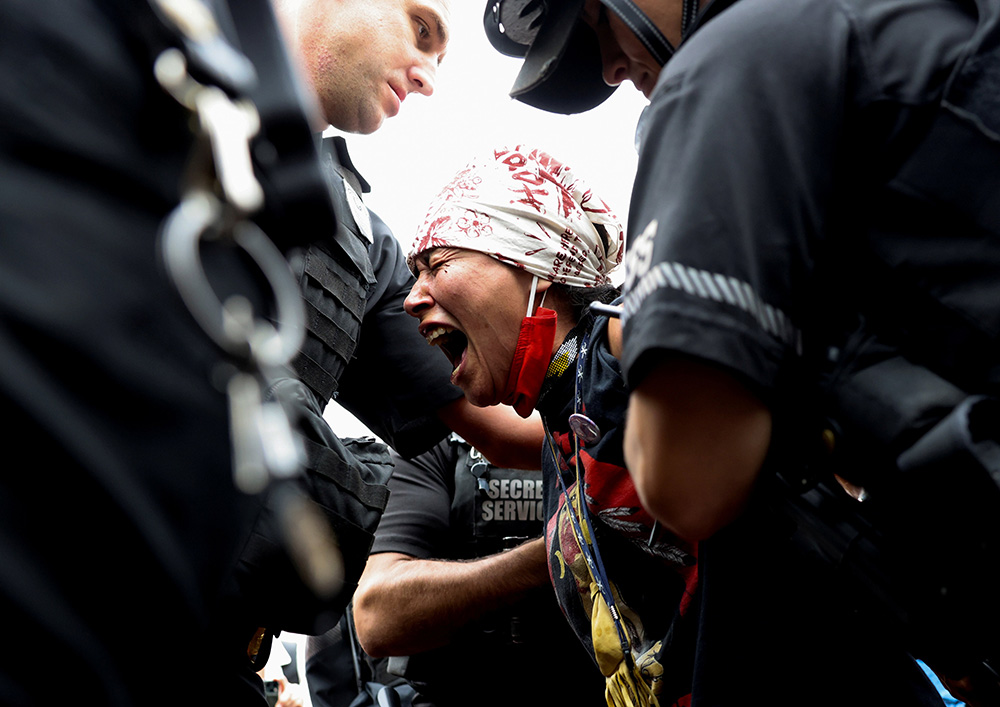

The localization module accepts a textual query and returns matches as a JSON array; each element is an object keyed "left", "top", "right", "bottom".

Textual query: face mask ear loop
[{"left": 526, "top": 275, "right": 539, "bottom": 316}]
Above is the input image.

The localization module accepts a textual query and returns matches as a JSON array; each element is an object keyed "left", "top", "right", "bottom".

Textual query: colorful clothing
[
  {"left": 537, "top": 310, "right": 698, "bottom": 706},
  {"left": 408, "top": 145, "right": 623, "bottom": 288}
]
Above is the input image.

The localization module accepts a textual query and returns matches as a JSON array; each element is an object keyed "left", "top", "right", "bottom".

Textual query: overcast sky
[{"left": 323, "top": 1, "right": 650, "bottom": 436}]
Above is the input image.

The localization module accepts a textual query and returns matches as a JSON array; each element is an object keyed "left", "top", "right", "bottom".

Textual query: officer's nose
[
  {"left": 408, "top": 60, "right": 436, "bottom": 97},
  {"left": 602, "top": 50, "right": 630, "bottom": 88}
]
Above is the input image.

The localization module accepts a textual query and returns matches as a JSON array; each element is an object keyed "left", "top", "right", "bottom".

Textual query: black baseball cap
[{"left": 483, "top": 0, "right": 616, "bottom": 114}]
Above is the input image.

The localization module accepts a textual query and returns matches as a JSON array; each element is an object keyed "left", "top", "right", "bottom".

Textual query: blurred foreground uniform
[
  {"left": 0, "top": 1, "right": 269, "bottom": 703},
  {"left": 0, "top": 1, "right": 462, "bottom": 704}
]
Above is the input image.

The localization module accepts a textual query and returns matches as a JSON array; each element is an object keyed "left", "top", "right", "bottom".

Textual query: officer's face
[
  {"left": 282, "top": 0, "right": 451, "bottom": 134},
  {"left": 405, "top": 248, "right": 540, "bottom": 408},
  {"left": 582, "top": 0, "right": 689, "bottom": 98}
]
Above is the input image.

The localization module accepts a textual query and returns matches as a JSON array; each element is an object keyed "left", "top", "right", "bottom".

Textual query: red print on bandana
[
  {"left": 408, "top": 144, "right": 624, "bottom": 289},
  {"left": 514, "top": 181, "right": 548, "bottom": 214},
  {"left": 456, "top": 211, "right": 492, "bottom": 239}
]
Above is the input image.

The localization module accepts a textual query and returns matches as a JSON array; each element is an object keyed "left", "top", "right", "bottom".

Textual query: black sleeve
[
  {"left": 620, "top": 0, "right": 849, "bottom": 395},
  {"left": 620, "top": 0, "right": 973, "bottom": 400},
  {"left": 336, "top": 212, "right": 462, "bottom": 458},
  {"left": 369, "top": 438, "right": 460, "bottom": 559}
]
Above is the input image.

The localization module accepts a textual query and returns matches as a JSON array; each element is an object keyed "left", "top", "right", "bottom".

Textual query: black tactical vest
[
  {"left": 447, "top": 435, "right": 545, "bottom": 560},
  {"left": 200, "top": 1, "right": 375, "bottom": 403},
  {"left": 291, "top": 137, "right": 377, "bottom": 403},
  {"left": 391, "top": 438, "right": 571, "bottom": 703}
]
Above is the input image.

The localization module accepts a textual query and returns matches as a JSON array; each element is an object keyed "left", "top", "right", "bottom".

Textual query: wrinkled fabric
[{"left": 408, "top": 145, "right": 623, "bottom": 288}]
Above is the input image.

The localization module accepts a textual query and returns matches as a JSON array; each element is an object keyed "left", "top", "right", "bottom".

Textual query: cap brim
[
  {"left": 484, "top": 0, "right": 616, "bottom": 114},
  {"left": 509, "top": 9, "right": 616, "bottom": 114}
]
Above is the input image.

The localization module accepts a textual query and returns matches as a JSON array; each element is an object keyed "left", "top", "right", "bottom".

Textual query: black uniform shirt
[
  {"left": 616, "top": 0, "right": 979, "bottom": 704},
  {"left": 367, "top": 437, "right": 605, "bottom": 707},
  {"left": 622, "top": 0, "right": 976, "bottom": 399},
  {"left": 334, "top": 209, "right": 462, "bottom": 458}
]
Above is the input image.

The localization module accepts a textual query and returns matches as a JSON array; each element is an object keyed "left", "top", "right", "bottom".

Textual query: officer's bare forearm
[{"left": 353, "top": 538, "right": 549, "bottom": 657}]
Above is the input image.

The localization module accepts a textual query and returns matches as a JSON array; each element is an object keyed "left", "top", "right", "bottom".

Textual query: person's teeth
[{"left": 425, "top": 326, "right": 449, "bottom": 345}]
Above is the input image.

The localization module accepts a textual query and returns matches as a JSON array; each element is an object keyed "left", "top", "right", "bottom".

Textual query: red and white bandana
[{"left": 408, "top": 145, "right": 624, "bottom": 288}]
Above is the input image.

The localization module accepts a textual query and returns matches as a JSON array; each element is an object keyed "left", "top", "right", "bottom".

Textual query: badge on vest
[{"left": 343, "top": 175, "right": 373, "bottom": 244}]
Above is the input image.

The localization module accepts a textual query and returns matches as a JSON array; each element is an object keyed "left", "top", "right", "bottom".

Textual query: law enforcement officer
[
  {"left": 0, "top": 1, "right": 332, "bottom": 704},
  {"left": 341, "top": 435, "right": 604, "bottom": 707}
]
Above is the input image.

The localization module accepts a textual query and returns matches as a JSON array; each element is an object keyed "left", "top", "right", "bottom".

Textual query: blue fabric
[{"left": 917, "top": 661, "right": 965, "bottom": 707}]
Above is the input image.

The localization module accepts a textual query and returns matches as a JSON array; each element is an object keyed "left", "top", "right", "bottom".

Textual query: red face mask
[{"left": 502, "top": 304, "right": 557, "bottom": 418}]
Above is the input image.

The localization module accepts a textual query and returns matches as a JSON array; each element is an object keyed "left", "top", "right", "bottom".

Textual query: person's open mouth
[{"left": 423, "top": 325, "right": 469, "bottom": 377}]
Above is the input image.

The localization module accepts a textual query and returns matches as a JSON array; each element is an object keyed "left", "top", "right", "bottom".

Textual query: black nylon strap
[
  {"left": 136, "top": 0, "right": 343, "bottom": 252},
  {"left": 680, "top": 0, "right": 701, "bottom": 38},
  {"left": 602, "top": 0, "right": 734, "bottom": 66},
  {"left": 226, "top": 0, "right": 342, "bottom": 251},
  {"left": 303, "top": 303, "right": 358, "bottom": 362},
  {"left": 601, "top": 0, "right": 675, "bottom": 65},
  {"left": 293, "top": 353, "right": 339, "bottom": 402},
  {"left": 303, "top": 249, "right": 367, "bottom": 319}
]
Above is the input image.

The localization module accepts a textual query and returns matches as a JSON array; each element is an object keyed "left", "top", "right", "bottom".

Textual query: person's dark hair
[
  {"left": 548, "top": 283, "right": 620, "bottom": 324},
  {"left": 544, "top": 222, "right": 621, "bottom": 322}
]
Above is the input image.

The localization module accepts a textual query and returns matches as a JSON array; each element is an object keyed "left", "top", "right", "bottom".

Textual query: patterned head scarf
[{"left": 408, "top": 145, "right": 624, "bottom": 288}]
